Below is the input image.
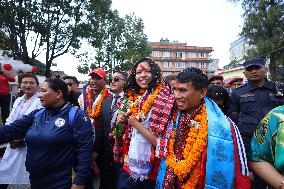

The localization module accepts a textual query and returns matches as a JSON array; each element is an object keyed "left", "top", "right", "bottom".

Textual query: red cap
[
  {"left": 227, "top": 77, "right": 243, "bottom": 86},
  {"left": 89, "top": 67, "right": 107, "bottom": 79}
]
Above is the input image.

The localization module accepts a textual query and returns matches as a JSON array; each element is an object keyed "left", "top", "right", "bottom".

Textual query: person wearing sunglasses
[
  {"left": 91, "top": 71, "right": 127, "bottom": 189},
  {"left": 230, "top": 58, "right": 284, "bottom": 189}
]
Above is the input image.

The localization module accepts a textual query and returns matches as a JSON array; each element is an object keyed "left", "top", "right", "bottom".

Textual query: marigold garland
[
  {"left": 87, "top": 87, "right": 109, "bottom": 119},
  {"left": 166, "top": 104, "right": 208, "bottom": 188},
  {"left": 127, "top": 84, "right": 163, "bottom": 121}
]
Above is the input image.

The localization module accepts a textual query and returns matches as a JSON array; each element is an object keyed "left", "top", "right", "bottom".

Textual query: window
[
  {"left": 188, "top": 52, "right": 196, "bottom": 58},
  {"left": 176, "top": 62, "right": 185, "bottom": 68},
  {"left": 151, "top": 51, "right": 161, "bottom": 57},
  {"left": 163, "top": 51, "right": 171, "bottom": 57},
  {"left": 186, "top": 62, "right": 196, "bottom": 68},
  {"left": 176, "top": 52, "right": 184, "bottom": 58},
  {"left": 199, "top": 62, "right": 206, "bottom": 69},
  {"left": 200, "top": 52, "right": 205, "bottom": 57},
  {"left": 163, "top": 62, "right": 172, "bottom": 68}
]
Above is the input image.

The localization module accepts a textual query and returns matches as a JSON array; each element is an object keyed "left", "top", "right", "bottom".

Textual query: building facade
[
  {"left": 229, "top": 36, "right": 251, "bottom": 62},
  {"left": 149, "top": 39, "right": 213, "bottom": 76}
]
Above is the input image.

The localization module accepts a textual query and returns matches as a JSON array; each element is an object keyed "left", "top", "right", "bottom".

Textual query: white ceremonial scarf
[{"left": 128, "top": 110, "right": 152, "bottom": 181}]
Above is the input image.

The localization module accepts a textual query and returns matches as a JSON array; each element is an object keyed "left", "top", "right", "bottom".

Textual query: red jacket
[{"left": 0, "top": 72, "right": 15, "bottom": 95}]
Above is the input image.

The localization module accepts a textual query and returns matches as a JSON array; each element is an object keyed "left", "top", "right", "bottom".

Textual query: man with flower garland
[
  {"left": 156, "top": 67, "right": 250, "bottom": 189},
  {"left": 78, "top": 67, "right": 112, "bottom": 189},
  {"left": 93, "top": 70, "right": 127, "bottom": 189}
]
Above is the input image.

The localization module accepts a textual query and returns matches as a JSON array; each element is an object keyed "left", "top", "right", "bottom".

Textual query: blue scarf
[
  {"left": 156, "top": 97, "right": 235, "bottom": 189},
  {"left": 205, "top": 97, "right": 234, "bottom": 189}
]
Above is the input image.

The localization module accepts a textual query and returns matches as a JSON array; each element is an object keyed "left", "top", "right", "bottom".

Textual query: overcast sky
[{"left": 48, "top": 0, "right": 244, "bottom": 80}]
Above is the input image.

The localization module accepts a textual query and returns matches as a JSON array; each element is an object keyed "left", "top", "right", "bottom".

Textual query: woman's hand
[
  {"left": 128, "top": 115, "right": 140, "bottom": 128},
  {"left": 71, "top": 184, "right": 84, "bottom": 189}
]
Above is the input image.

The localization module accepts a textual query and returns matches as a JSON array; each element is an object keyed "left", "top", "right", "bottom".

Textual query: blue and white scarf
[{"left": 156, "top": 97, "right": 235, "bottom": 189}]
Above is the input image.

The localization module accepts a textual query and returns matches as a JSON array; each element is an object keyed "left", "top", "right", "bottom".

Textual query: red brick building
[{"left": 150, "top": 38, "right": 213, "bottom": 76}]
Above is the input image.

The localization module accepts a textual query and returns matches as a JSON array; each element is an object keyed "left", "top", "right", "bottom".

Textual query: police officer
[{"left": 230, "top": 58, "right": 284, "bottom": 189}]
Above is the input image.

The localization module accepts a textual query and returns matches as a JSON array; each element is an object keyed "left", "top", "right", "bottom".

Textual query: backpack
[{"left": 34, "top": 106, "right": 78, "bottom": 127}]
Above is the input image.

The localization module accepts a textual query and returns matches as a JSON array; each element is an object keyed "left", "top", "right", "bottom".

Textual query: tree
[
  {"left": 0, "top": 31, "right": 12, "bottom": 52},
  {"left": 0, "top": 0, "right": 38, "bottom": 65},
  {"left": 230, "top": 0, "right": 284, "bottom": 81},
  {"left": 32, "top": 0, "right": 113, "bottom": 77},
  {"left": 77, "top": 12, "right": 151, "bottom": 75},
  {"left": 0, "top": 0, "right": 112, "bottom": 77}
]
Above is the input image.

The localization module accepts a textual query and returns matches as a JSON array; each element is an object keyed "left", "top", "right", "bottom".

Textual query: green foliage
[
  {"left": 230, "top": 0, "right": 284, "bottom": 81},
  {"left": 0, "top": 31, "right": 11, "bottom": 51},
  {"left": 0, "top": 0, "right": 36, "bottom": 64},
  {"left": 0, "top": 0, "right": 149, "bottom": 77},
  {"left": 223, "top": 59, "right": 242, "bottom": 69},
  {"left": 0, "top": 0, "right": 112, "bottom": 77},
  {"left": 77, "top": 12, "right": 151, "bottom": 74}
]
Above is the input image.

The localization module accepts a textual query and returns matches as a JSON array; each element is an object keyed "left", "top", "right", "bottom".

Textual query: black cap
[{"left": 243, "top": 58, "right": 265, "bottom": 69}]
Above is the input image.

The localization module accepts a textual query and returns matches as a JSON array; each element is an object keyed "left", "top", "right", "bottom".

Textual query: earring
[{"left": 57, "top": 96, "right": 59, "bottom": 99}]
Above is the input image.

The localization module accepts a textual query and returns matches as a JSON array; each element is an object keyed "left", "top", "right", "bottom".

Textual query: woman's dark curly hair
[{"left": 124, "top": 58, "right": 162, "bottom": 95}]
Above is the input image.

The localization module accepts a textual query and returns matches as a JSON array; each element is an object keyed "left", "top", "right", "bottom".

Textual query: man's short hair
[
  {"left": 19, "top": 73, "right": 39, "bottom": 85},
  {"left": 62, "top": 75, "right": 79, "bottom": 85},
  {"left": 176, "top": 67, "right": 208, "bottom": 90},
  {"left": 208, "top": 75, "right": 224, "bottom": 84},
  {"left": 114, "top": 71, "right": 128, "bottom": 80}
]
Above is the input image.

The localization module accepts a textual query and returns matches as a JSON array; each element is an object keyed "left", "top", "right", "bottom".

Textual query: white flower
[{"left": 190, "top": 119, "right": 200, "bottom": 129}]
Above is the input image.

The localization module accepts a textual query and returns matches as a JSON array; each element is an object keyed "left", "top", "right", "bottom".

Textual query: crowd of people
[{"left": 0, "top": 57, "right": 283, "bottom": 189}]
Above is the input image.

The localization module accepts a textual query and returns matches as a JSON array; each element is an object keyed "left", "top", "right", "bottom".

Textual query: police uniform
[
  {"left": 231, "top": 79, "right": 284, "bottom": 140},
  {"left": 0, "top": 102, "right": 93, "bottom": 189},
  {"left": 229, "top": 58, "right": 284, "bottom": 156}
]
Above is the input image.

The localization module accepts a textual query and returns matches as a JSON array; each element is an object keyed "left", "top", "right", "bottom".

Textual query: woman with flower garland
[
  {"left": 113, "top": 58, "right": 175, "bottom": 189},
  {"left": 156, "top": 67, "right": 250, "bottom": 189}
]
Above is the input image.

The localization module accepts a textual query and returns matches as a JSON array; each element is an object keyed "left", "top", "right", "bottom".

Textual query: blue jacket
[{"left": 0, "top": 102, "right": 93, "bottom": 189}]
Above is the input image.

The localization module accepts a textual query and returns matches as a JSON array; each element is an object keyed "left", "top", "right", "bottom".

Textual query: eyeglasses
[{"left": 110, "top": 77, "right": 124, "bottom": 83}]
